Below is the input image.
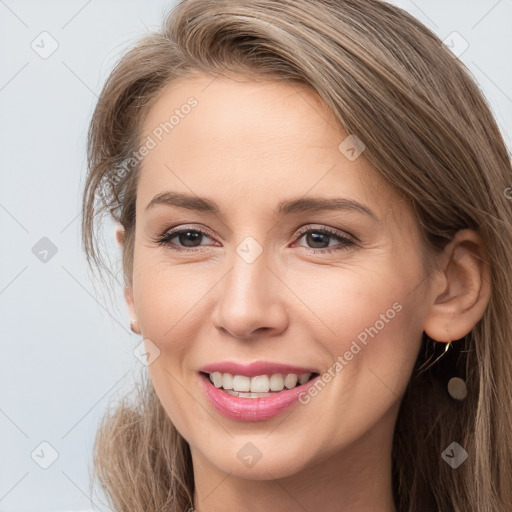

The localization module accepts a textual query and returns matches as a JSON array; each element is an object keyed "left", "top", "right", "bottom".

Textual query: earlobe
[
  {"left": 130, "top": 319, "right": 141, "bottom": 335},
  {"left": 115, "top": 225, "right": 125, "bottom": 246},
  {"left": 124, "top": 286, "right": 141, "bottom": 335},
  {"left": 423, "top": 229, "right": 491, "bottom": 343}
]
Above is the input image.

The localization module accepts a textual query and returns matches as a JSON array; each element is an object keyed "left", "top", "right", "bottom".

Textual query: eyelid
[
  {"left": 292, "top": 224, "right": 357, "bottom": 243},
  {"left": 160, "top": 223, "right": 217, "bottom": 240}
]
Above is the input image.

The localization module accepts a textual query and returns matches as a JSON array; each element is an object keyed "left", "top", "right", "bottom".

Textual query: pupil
[
  {"left": 307, "top": 232, "right": 329, "bottom": 248},
  {"left": 179, "top": 231, "right": 202, "bottom": 247}
]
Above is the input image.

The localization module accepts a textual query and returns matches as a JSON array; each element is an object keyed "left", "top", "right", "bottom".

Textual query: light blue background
[{"left": 1, "top": 1, "right": 511, "bottom": 510}]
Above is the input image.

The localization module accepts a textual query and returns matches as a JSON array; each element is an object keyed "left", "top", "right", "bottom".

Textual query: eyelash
[{"left": 153, "top": 225, "right": 356, "bottom": 254}]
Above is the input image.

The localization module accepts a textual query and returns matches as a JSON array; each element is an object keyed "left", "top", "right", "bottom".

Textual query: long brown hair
[{"left": 81, "top": 1, "right": 512, "bottom": 510}]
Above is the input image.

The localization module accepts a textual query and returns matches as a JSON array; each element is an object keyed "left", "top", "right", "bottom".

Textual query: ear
[
  {"left": 423, "top": 229, "right": 491, "bottom": 343},
  {"left": 124, "top": 285, "right": 139, "bottom": 323},
  {"left": 115, "top": 225, "right": 140, "bottom": 333}
]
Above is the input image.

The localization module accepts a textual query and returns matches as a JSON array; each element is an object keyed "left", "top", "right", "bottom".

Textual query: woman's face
[{"left": 125, "top": 73, "right": 436, "bottom": 479}]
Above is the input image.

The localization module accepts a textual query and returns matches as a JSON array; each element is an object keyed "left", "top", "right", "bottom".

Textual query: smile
[
  {"left": 198, "top": 370, "right": 320, "bottom": 421},
  {"left": 206, "top": 371, "right": 318, "bottom": 397}
]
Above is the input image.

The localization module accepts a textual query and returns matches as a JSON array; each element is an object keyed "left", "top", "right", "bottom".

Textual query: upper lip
[{"left": 199, "top": 361, "right": 319, "bottom": 377}]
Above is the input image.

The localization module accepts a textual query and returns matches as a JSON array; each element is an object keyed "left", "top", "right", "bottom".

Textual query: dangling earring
[
  {"left": 130, "top": 319, "right": 141, "bottom": 335},
  {"left": 443, "top": 327, "right": 467, "bottom": 401},
  {"left": 417, "top": 337, "right": 452, "bottom": 372},
  {"left": 417, "top": 326, "right": 468, "bottom": 401}
]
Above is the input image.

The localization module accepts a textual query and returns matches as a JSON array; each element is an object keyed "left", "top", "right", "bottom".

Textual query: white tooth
[
  {"left": 210, "top": 372, "right": 223, "bottom": 388},
  {"left": 233, "top": 375, "right": 251, "bottom": 392},
  {"left": 222, "top": 373, "right": 234, "bottom": 390},
  {"left": 250, "top": 375, "right": 270, "bottom": 393},
  {"left": 299, "top": 372, "right": 311, "bottom": 385},
  {"left": 284, "top": 373, "right": 298, "bottom": 389},
  {"left": 269, "top": 373, "right": 284, "bottom": 391}
]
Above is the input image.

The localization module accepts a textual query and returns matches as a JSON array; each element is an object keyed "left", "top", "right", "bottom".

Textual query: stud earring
[{"left": 130, "top": 319, "right": 141, "bottom": 335}]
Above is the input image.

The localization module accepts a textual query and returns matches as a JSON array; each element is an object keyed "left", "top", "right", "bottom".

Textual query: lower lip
[{"left": 198, "top": 372, "right": 320, "bottom": 421}]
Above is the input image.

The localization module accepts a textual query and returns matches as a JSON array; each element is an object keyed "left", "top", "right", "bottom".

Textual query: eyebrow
[{"left": 145, "top": 191, "right": 380, "bottom": 222}]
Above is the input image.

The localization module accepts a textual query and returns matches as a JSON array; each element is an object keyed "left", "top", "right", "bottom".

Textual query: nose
[{"left": 212, "top": 246, "right": 289, "bottom": 340}]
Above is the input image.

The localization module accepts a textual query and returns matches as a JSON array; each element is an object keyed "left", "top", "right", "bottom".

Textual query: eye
[
  {"left": 292, "top": 226, "right": 356, "bottom": 253},
  {"left": 154, "top": 226, "right": 216, "bottom": 251},
  {"left": 153, "top": 224, "right": 356, "bottom": 253}
]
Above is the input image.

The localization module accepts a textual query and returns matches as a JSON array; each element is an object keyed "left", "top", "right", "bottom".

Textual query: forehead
[
  {"left": 141, "top": 74, "right": 340, "bottom": 155},
  {"left": 137, "top": 73, "right": 406, "bottom": 223}
]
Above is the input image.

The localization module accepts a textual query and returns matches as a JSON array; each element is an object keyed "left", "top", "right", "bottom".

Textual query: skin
[{"left": 117, "top": 73, "right": 490, "bottom": 512}]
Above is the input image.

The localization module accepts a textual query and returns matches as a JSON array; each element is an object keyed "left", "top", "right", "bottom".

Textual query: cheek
[
  {"left": 131, "top": 259, "right": 219, "bottom": 434},
  {"left": 292, "top": 263, "right": 425, "bottom": 401},
  {"left": 133, "top": 257, "right": 212, "bottom": 343}
]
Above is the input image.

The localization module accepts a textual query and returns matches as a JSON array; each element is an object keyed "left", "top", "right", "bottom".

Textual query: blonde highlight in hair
[{"left": 82, "top": 1, "right": 512, "bottom": 510}]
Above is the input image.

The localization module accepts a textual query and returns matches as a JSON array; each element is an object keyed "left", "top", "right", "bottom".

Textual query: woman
[{"left": 81, "top": 0, "right": 512, "bottom": 510}]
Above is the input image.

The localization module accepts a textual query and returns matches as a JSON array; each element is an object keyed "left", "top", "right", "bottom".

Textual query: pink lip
[
  {"left": 197, "top": 371, "right": 320, "bottom": 422},
  {"left": 199, "top": 360, "right": 319, "bottom": 377}
]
